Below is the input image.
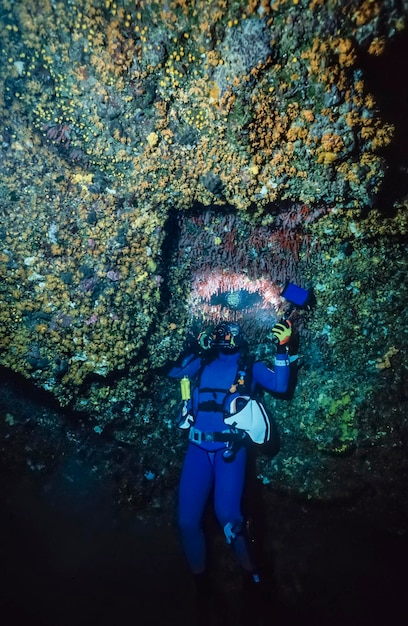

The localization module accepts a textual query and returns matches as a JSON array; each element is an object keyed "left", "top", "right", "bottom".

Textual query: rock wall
[{"left": 1, "top": 0, "right": 407, "bottom": 502}]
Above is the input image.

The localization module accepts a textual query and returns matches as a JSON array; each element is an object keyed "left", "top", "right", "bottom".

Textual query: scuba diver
[{"left": 168, "top": 320, "right": 295, "bottom": 625}]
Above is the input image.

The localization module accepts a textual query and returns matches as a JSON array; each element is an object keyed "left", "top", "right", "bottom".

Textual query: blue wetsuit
[{"left": 169, "top": 349, "right": 290, "bottom": 574}]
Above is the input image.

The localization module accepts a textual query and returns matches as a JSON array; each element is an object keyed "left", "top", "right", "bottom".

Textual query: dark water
[
  {"left": 0, "top": 473, "right": 193, "bottom": 626},
  {"left": 1, "top": 368, "right": 406, "bottom": 625},
  {"left": 1, "top": 465, "right": 407, "bottom": 626}
]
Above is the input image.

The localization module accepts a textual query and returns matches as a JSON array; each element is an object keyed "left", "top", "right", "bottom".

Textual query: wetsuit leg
[
  {"left": 213, "top": 446, "right": 255, "bottom": 572},
  {"left": 178, "top": 444, "right": 214, "bottom": 573}
]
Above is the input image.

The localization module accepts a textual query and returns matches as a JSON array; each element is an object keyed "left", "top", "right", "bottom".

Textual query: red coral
[
  {"left": 177, "top": 204, "right": 327, "bottom": 327},
  {"left": 43, "top": 122, "right": 71, "bottom": 146}
]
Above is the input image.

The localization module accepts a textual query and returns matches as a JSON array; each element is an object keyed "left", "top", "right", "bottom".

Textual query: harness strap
[
  {"left": 189, "top": 428, "right": 233, "bottom": 444},
  {"left": 197, "top": 400, "right": 224, "bottom": 412},
  {"left": 199, "top": 387, "right": 230, "bottom": 393}
]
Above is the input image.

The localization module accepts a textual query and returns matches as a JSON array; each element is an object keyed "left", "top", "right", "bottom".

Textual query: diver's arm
[
  {"left": 252, "top": 320, "right": 292, "bottom": 393},
  {"left": 168, "top": 353, "right": 202, "bottom": 379},
  {"left": 252, "top": 354, "right": 290, "bottom": 394}
]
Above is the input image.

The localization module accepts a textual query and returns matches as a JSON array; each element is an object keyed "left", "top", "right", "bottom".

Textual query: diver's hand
[
  {"left": 197, "top": 330, "right": 213, "bottom": 350},
  {"left": 177, "top": 410, "right": 195, "bottom": 430},
  {"left": 272, "top": 320, "right": 292, "bottom": 346}
]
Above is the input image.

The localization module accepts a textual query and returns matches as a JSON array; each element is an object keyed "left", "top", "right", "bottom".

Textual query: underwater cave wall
[{"left": 0, "top": 0, "right": 407, "bottom": 504}]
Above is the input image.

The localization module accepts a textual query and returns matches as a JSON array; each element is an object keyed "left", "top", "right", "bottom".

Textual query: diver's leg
[
  {"left": 178, "top": 444, "right": 215, "bottom": 625},
  {"left": 214, "top": 446, "right": 256, "bottom": 573},
  {"left": 214, "top": 448, "right": 268, "bottom": 625},
  {"left": 178, "top": 444, "right": 214, "bottom": 573}
]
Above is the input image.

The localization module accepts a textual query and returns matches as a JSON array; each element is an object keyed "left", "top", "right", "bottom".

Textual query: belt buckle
[{"left": 192, "top": 429, "right": 200, "bottom": 442}]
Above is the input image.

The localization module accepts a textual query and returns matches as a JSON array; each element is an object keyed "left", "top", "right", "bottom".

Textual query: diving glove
[
  {"left": 272, "top": 320, "right": 292, "bottom": 346},
  {"left": 197, "top": 330, "right": 213, "bottom": 350},
  {"left": 177, "top": 403, "right": 195, "bottom": 430},
  {"left": 178, "top": 412, "right": 195, "bottom": 430}
]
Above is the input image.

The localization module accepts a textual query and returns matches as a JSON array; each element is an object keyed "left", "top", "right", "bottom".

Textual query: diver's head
[{"left": 211, "top": 322, "right": 245, "bottom": 352}]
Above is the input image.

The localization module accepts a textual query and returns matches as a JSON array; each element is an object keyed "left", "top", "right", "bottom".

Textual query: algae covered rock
[{"left": 1, "top": 0, "right": 407, "bottom": 503}]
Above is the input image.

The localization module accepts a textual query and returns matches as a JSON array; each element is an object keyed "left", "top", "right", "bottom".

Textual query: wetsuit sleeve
[
  {"left": 168, "top": 353, "right": 202, "bottom": 379},
  {"left": 252, "top": 353, "right": 290, "bottom": 394}
]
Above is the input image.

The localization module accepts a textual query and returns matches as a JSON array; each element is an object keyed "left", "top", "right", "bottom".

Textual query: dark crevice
[
  {"left": 359, "top": 30, "right": 408, "bottom": 211},
  {"left": 0, "top": 365, "right": 64, "bottom": 412},
  {"left": 157, "top": 208, "right": 181, "bottom": 311}
]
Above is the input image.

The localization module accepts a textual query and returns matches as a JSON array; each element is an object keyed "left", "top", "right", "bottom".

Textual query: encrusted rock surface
[{"left": 1, "top": 0, "right": 407, "bottom": 503}]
